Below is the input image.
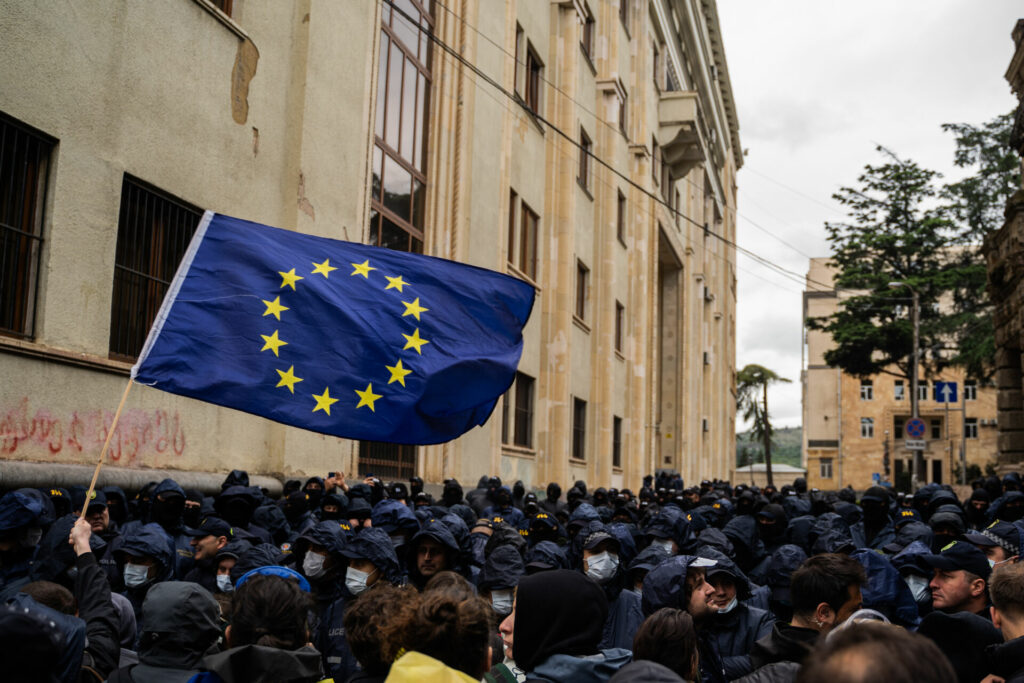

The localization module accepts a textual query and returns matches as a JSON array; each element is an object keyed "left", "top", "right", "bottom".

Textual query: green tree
[
  {"left": 938, "top": 112, "right": 1020, "bottom": 378},
  {"left": 736, "top": 364, "right": 791, "bottom": 488},
  {"left": 807, "top": 113, "right": 1018, "bottom": 383},
  {"left": 807, "top": 146, "right": 955, "bottom": 380}
]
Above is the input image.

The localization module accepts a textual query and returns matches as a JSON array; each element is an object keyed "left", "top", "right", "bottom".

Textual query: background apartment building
[
  {"left": 803, "top": 258, "right": 998, "bottom": 491},
  {"left": 0, "top": 0, "right": 740, "bottom": 492}
]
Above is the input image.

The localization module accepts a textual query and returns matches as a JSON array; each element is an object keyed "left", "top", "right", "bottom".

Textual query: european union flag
[{"left": 132, "top": 212, "right": 536, "bottom": 445}]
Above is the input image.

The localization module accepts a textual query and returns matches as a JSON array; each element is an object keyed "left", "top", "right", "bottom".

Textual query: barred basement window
[
  {"left": 109, "top": 176, "right": 201, "bottom": 360},
  {"left": 0, "top": 112, "right": 54, "bottom": 339}
]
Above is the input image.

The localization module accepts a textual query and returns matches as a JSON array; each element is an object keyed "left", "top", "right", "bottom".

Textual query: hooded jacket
[
  {"left": 107, "top": 581, "right": 221, "bottom": 683},
  {"left": 850, "top": 548, "right": 919, "bottom": 627},
  {"left": 407, "top": 520, "right": 463, "bottom": 590},
  {"left": 526, "top": 541, "right": 569, "bottom": 572},
  {"left": 722, "top": 516, "right": 765, "bottom": 573},
  {"left": 697, "top": 547, "right": 775, "bottom": 679},
  {"left": 513, "top": 570, "right": 630, "bottom": 681},
  {"left": 1, "top": 593, "right": 87, "bottom": 683},
  {"left": 315, "top": 527, "right": 402, "bottom": 681},
  {"left": 215, "top": 486, "right": 272, "bottom": 545},
  {"left": 480, "top": 544, "right": 526, "bottom": 592},
  {"left": 193, "top": 644, "right": 325, "bottom": 683},
  {"left": 116, "top": 522, "right": 176, "bottom": 627},
  {"left": 640, "top": 555, "right": 728, "bottom": 683}
]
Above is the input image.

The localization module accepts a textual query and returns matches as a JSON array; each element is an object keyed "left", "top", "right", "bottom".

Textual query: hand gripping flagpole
[{"left": 79, "top": 379, "right": 134, "bottom": 521}]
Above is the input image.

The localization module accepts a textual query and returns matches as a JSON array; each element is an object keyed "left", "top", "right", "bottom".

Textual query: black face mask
[
  {"left": 862, "top": 504, "right": 887, "bottom": 526},
  {"left": 151, "top": 497, "right": 184, "bottom": 528},
  {"left": 182, "top": 505, "right": 202, "bottom": 529},
  {"left": 222, "top": 499, "right": 252, "bottom": 528},
  {"left": 1004, "top": 504, "right": 1024, "bottom": 523},
  {"left": 304, "top": 488, "right": 322, "bottom": 508},
  {"left": 320, "top": 508, "right": 342, "bottom": 521}
]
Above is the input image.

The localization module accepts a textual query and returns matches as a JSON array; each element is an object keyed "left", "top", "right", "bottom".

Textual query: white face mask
[
  {"left": 717, "top": 597, "right": 738, "bottom": 614},
  {"left": 904, "top": 574, "right": 931, "bottom": 603},
  {"left": 303, "top": 551, "right": 327, "bottom": 579},
  {"left": 585, "top": 551, "right": 619, "bottom": 584},
  {"left": 345, "top": 566, "right": 377, "bottom": 596},
  {"left": 216, "top": 574, "right": 234, "bottom": 592},
  {"left": 123, "top": 562, "right": 151, "bottom": 588},
  {"left": 491, "top": 589, "right": 514, "bottom": 615},
  {"left": 655, "top": 539, "right": 675, "bottom": 555}
]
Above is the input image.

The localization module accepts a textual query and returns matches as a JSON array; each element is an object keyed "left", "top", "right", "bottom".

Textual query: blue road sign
[
  {"left": 935, "top": 381, "right": 957, "bottom": 403},
  {"left": 906, "top": 417, "right": 926, "bottom": 438}
]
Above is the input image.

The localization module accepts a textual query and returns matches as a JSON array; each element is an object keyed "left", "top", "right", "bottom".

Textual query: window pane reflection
[
  {"left": 382, "top": 216, "right": 409, "bottom": 251},
  {"left": 383, "top": 156, "right": 411, "bottom": 222},
  {"left": 386, "top": 42, "right": 403, "bottom": 149}
]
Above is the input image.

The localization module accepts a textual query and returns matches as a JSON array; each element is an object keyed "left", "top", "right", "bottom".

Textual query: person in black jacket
[
  {"left": 987, "top": 561, "right": 1024, "bottom": 682},
  {"left": 105, "top": 581, "right": 222, "bottom": 682},
  {"left": 738, "top": 553, "right": 865, "bottom": 683},
  {"left": 698, "top": 548, "right": 774, "bottom": 679}
]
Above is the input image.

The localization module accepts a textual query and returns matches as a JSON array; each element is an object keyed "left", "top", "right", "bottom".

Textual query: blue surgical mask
[
  {"left": 124, "top": 563, "right": 151, "bottom": 588},
  {"left": 717, "top": 597, "right": 738, "bottom": 614},
  {"left": 904, "top": 574, "right": 930, "bottom": 603},
  {"left": 585, "top": 551, "right": 619, "bottom": 584},
  {"left": 346, "top": 566, "right": 377, "bottom": 596},
  {"left": 303, "top": 552, "right": 327, "bottom": 579},
  {"left": 216, "top": 574, "right": 234, "bottom": 592},
  {"left": 491, "top": 589, "right": 514, "bottom": 616},
  {"left": 655, "top": 539, "right": 675, "bottom": 555}
]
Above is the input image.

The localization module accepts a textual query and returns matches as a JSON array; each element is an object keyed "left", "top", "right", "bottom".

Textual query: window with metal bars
[
  {"left": 0, "top": 112, "right": 54, "bottom": 339},
  {"left": 108, "top": 176, "right": 201, "bottom": 360},
  {"left": 358, "top": 440, "right": 417, "bottom": 480}
]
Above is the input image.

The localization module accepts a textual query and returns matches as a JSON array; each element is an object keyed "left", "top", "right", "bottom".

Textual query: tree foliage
[
  {"left": 736, "top": 364, "right": 791, "bottom": 487},
  {"left": 807, "top": 112, "right": 1018, "bottom": 382}
]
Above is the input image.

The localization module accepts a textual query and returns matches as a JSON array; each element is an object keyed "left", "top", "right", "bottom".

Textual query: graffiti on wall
[{"left": 0, "top": 397, "right": 186, "bottom": 463}]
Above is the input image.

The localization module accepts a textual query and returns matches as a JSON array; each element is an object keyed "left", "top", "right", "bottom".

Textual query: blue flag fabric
[{"left": 132, "top": 212, "right": 535, "bottom": 445}]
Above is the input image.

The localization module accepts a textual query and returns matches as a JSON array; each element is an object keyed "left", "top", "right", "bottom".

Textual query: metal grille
[
  {"left": 0, "top": 113, "right": 54, "bottom": 338},
  {"left": 108, "top": 177, "right": 201, "bottom": 360},
  {"left": 359, "top": 440, "right": 417, "bottom": 480}
]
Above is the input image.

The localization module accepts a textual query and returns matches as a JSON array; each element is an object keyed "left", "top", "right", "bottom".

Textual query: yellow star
[
  {"left": 312, "top": 259, "right": 337, "bottom": 278},
  {"left": 385, "top": 359, "right": 412, "bottom": 387},
  {"left": 279, "top": 268, "right": 304, "bottom": 290},
  {"left": 351, "top": 260, "right": 377, "bottom": 278},
  {"left": 355, "top": 383, "right": 383, "bottom": 411},
  {"left": 385, "top": 275, "right": 409, "bottom": 293},
  {"left": 275, "top": 366, "right": 303, "bottom": 393},
  {"left": 262, "top": 296, "right": 289, "bottom": 321},
  {"left": 260, "top": 330, "right": 288, "bottom": 357},
  {"left": 312, "top": 387, "right": 339, "bottom": 415},
  {"left": 402, "top": 328, "right": 430, "bottom": 355},
  {"left": 402, "top": 297, "right": 429, "bottom": 321}
]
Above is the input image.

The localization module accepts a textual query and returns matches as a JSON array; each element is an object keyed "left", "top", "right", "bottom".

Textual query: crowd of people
[{"left": 3, "top": 468, "right": 1024, "bottom": 682}]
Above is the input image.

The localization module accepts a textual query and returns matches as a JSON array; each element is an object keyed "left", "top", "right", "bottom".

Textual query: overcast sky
[{"left": 717, "top": 0, "right": 1022, "bottom": 430}]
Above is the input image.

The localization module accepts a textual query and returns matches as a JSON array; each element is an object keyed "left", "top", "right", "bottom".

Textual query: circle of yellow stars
[{"left": 258, "top": 256, "right": 430, "bottom": 416}]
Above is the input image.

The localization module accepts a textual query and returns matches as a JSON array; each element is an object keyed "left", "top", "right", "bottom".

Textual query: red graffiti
[{"left": 0, "top": 397, "right": 186, "bottom": 463}]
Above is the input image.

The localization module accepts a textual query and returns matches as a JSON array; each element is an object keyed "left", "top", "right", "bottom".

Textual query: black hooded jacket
[
  {"left": 107, "top": 581, "right": 221, "bottom": 683},
  {"left": 513, "top": 569, "right": 609, "bottom": 673}
]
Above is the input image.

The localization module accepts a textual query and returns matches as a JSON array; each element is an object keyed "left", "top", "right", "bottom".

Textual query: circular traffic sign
[{"left": 906, "top": 418, "right": 926, "bottom": 438}]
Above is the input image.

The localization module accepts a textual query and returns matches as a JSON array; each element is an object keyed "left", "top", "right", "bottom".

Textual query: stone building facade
[
  {"left": 803, "top": 259, "right": 998, "bottom": 491},
  {"left": 0, "top": 0, "right": 740, "bottom": 492},
  {"left": 986, "top": 19, "right": 1024, "bottom": 474}
]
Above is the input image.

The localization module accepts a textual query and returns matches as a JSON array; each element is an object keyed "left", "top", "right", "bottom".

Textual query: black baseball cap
[
  {"left": 964, "top": 521, "right": 1022, "bottom": 557},
  {"left": 922, "top": 540, "right": 992, "bottom": 581},
  {"left": 583, "top": 530, "right": 619, "bottom": 552},
  {"left": 85, "top": 490, "right": 107, "bottom": 512},
  {"left": 184, "top": 516, "right": 233, "bottom": 539}
]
